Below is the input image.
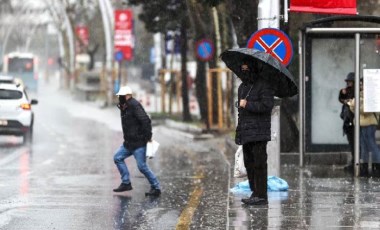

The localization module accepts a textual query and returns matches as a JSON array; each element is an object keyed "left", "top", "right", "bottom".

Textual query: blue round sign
[
  {"left": 114, "top": 50, "right": 124, "bottom": 62},
  {"left": 195, "top": 39, "right": 214, "bottom": 62}
]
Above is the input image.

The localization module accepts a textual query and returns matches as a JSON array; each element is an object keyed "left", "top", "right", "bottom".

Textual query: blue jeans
[
  {"left": 113, "top": 145, "right": 160, "bottom": 189},
  {"left": 360, "top": 125, "right": 380, "bottom": 163}
]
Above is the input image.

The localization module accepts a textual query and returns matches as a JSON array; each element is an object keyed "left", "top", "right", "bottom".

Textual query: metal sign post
[
  {"left": 255, "top": 0, "right": 284, "bottom": 177},
  {"left": 354, "top": 33, "right": 360, "bottom": 177},
  {"left": 114, "top": 51, "right": 123, "bottom": 93}
]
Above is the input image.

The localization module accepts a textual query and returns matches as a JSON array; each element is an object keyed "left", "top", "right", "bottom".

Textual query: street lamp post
[{"left": 99, "top": 0, "right": 113, "bottom": 106}]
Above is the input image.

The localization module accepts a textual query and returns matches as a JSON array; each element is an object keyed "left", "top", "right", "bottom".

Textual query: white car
[
  {"left": 0, "top": 75, "right": 15, "bottom": 84},
  {"left": 0, "top": 83, "right": 38, "bottom": 144},
  {"left": 0, "top": 75, "right": 24, "bottom": 88}
]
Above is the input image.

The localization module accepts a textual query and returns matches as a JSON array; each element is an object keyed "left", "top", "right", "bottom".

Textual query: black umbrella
[{"left": 220, "top": 48, "right": 298, "bottom": 98}]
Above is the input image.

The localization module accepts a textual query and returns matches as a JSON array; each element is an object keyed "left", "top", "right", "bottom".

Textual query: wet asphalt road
[
  {"left": 3, "top": 79, "right": 380, "bottom": 230},
  {"left": 0, "top": 80, "right": 229, "bottom": 230}
]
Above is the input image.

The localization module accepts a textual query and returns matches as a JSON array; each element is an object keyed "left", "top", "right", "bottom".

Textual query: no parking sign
[
  {"left": 247, "top": 28, "right": 293, "bottom": 66},
  {"left": 195, "top": 39, "right": 215, "bottom": 62}
]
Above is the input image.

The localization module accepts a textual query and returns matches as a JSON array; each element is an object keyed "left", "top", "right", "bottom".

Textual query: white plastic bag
[
  {"left": 233, "top": 146, "right": 247, "bottom": 178},
  {"left": 146, "top": 140, "right": 160, "bottom": 159}
]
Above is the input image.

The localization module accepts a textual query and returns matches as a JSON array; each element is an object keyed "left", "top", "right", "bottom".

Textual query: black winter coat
[
  {"left": 119, "top": 97, "right": 152, "bottom": 150},
  {"left": 235, "top": 78, "right": 275, "bottom": 145}
]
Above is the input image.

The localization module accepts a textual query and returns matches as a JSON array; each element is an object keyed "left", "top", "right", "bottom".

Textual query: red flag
[{"left": 290, "top": 0, "right": 357, "bottom": 15}]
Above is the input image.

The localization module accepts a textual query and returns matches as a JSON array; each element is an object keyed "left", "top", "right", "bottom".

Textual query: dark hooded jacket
[
  {"left": 235, "top": 76, "right": 275, "bottom": 145},
  {"left": 119, "top": 97, "right": 152, "bottom": 150}
]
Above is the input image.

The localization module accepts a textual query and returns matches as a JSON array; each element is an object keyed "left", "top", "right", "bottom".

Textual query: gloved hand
[
  {"left": 117, "top": 96, "right": 128, "bottom": 110},
  {"left": 117, "top": 103, "right": 127, "bottom": 111}
]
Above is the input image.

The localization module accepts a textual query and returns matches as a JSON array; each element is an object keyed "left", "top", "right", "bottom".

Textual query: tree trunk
[
  {"left": 225, "top": 0, "right": 259, "bottom": 47},
  {"left": 195, "top": 60, "right": 209, "bottom": 127},
  {"left": 180, "top": 19, "right": 192, "bottom": 121},
  {"left": 186, "top": 0, "right": 212, "bottom": 124}
]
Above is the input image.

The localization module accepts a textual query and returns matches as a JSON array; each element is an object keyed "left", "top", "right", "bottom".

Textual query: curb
[{"left": 163, "top": 119, "right": 214, "bottom": 140}]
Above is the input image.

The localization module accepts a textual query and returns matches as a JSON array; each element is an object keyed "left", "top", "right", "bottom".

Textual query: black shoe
[
  {"left": 241, "top": 193, "right": 255, "bottom": 204},
  {"left": 113, "top": 183, "right": 133, "bottom": 192},
  {"left": 241, "top": 197, "right": 251, "bottom": 204},
  {"left": 145, "top": 188, "right": 161, "bottom": 196},
  {"left": 373, "top": 163, "right": 380, "bottom": 177},
  {"left": 241, "top": 197, "right": 268, "bottom": 205},
  {"left": 360, "top": 163, "right": 369, "bottom": 177}
]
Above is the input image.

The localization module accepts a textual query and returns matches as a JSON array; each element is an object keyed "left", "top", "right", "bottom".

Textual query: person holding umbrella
[
  {"left": 221, "top": 48, "right": 298, "bottom": 206},
  {"left": 234, "top": 59, "right": 274, "bottom": 205}
]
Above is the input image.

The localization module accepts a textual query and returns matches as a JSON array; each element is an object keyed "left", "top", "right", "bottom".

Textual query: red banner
[
  {"left": 114, "top": 9, "right": 134, "bottom": 61},
  {"left": 290, "top": 0, "right": 357, "bottom": 15}
]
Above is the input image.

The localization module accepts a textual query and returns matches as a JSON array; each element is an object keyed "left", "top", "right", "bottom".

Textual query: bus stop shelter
[{"left": 298, "top": 16, "right": 380, "bottom": 176}]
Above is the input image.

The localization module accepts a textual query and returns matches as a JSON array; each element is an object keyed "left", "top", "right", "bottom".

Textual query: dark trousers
[
  {"left": 345, "top": 125, "right": 354, "bottom": 165},
  {"left": 243, "top": 141, "right": 268, "bottom": 199}
]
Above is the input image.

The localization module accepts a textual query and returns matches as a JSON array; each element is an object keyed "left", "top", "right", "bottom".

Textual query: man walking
[{"left": 113, "top": 86, "right": 161, "bottom": 196}]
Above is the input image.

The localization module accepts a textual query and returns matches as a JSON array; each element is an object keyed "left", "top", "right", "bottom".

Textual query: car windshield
[{"left": 0, "top": 89, "right": 23, "bottom": 99}]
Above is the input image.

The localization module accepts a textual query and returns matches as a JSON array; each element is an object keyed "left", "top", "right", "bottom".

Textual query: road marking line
[
  {"left": 0, "top": 147, "right": 27, "bottom": 166},
  {"left": 42, "top": 159, "right": 54, "bottom": 165},
  {"left": 174, "top": 148, "right": 205, "bottom": 229},
  {"left": 175, "top": 186, "right": 203, "bottom": 230}
]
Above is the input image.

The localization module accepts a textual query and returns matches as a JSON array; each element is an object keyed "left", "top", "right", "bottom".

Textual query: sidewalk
[{"left": 223, "top": 138, "right": 380, "bottom": 229}]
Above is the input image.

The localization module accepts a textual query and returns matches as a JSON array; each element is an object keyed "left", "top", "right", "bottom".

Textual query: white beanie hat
[{"left": 116, "top": 86, "right": 133, "bottom": 96}]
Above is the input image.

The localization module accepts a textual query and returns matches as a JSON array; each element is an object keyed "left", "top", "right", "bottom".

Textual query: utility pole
[
  {"left": 258, "top": 0, "right": 281, "bottom": 177},
  {"left": 258, "top": 0, "right": 280, "bottom": 29}
]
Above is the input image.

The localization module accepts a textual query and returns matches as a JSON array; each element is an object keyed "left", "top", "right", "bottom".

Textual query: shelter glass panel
[
  {"left": 360, "top": 36, "right": 380, "bottom": 74},
  {"left": 311, "top": 38, "right": 355, "bottom": 144}
]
